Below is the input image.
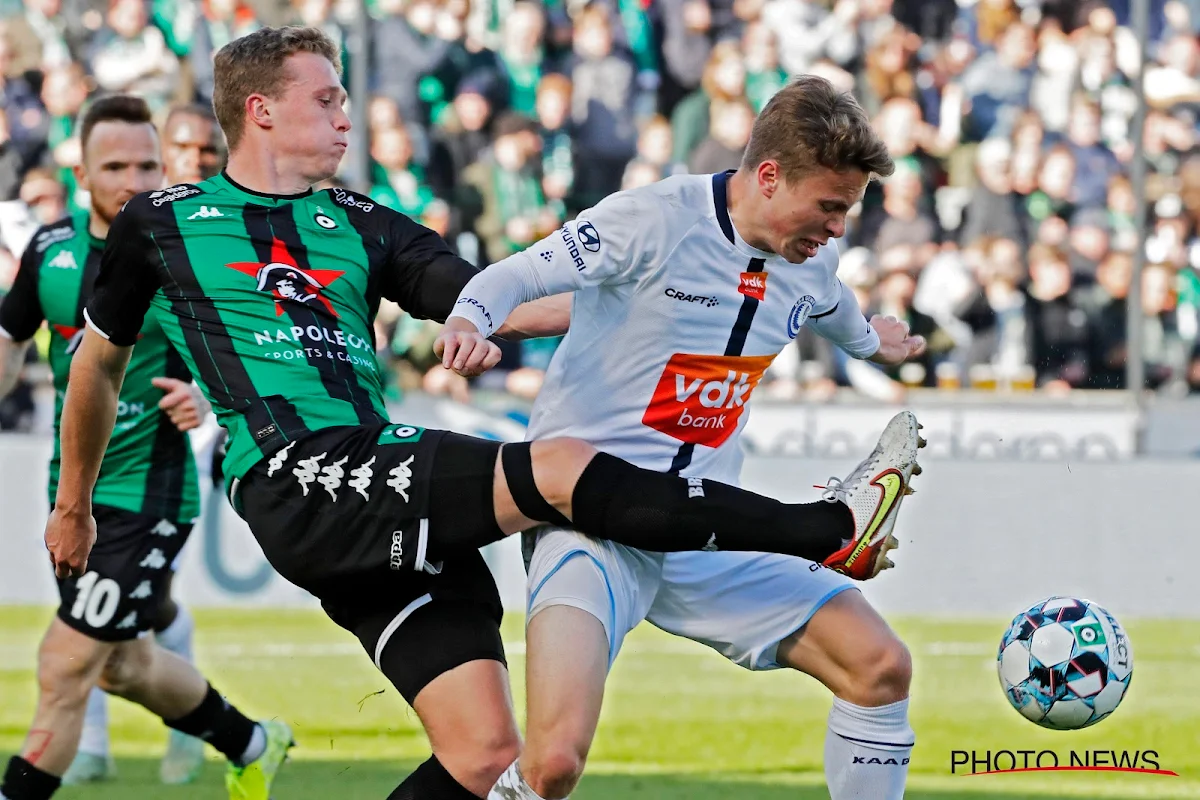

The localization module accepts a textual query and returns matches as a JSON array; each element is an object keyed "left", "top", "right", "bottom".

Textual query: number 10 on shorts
[{"left": 70, "top": 571, "right": 121, "bottom": 628}]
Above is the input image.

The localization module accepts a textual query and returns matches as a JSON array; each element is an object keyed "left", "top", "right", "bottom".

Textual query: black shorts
[
  {"left": 57, "top": 505, "right": 192, "bottom": 642},
  {"left": 237, "top": 423, "right": 507, "bottom": 702}
]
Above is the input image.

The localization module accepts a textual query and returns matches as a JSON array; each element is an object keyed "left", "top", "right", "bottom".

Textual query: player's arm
[
  {"left": 46, "top": 199, "right": 160, "bottom": 578},
  {"left": 808, "top": 280, "right": 926, "bottom": 365},
  {"left": 439, "top": 193, "right": 651, "bottom": 373},
  {"left": 0, "top": 238, "right": 47, "bottom": 398},
  {"left": 378, "top": 211, "right": 570, "bottom": 339}
]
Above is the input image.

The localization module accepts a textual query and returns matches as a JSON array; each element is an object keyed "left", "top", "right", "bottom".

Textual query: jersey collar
[
  {"left": 710, "top": 170, "right": 775, "bottom": 261},
  {"left": 213, "top": 171, "right": 315, "bottom": 204}
]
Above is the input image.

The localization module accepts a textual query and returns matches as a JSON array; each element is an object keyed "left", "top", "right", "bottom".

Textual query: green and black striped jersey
[
  {"left": 85, "top": 173, "right": 479, "bottom": 489},
  {"left": 0, "top": 211, "right": 200, "bottom": 522}
]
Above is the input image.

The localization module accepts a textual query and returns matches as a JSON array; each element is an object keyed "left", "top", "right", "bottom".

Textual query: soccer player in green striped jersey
[
  {"left": 0, "top": 96, "right": 290, "bottom": 800},
  {"left": 61, "top": 102, "right": 227, "bottom": 789},
  {"left": 48, "top": 26, "right": 907, "bottom": 800}
]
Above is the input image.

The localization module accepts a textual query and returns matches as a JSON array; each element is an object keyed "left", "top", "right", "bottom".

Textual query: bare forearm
[
  {"left": 0, "top": 338, "right": 30, "bottom": 400},
  {"left": 496, "top": 294, "right": 572, "bottom": 340},
  {"left": 55, "top": 337, "right": 128, "bottom": 514}
]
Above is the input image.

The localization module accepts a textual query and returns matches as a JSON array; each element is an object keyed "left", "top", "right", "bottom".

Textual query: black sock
[
  {"left": 163, "top": 684, "right": 256, "bottom": 763},
  {"left": 571, "top": 453, "right": 851, "bottom": 561},
  {"left": 2, "top": 756, "right": 61, "bottom": 800},
  {"left": 388, "top": 755, "right": 478, "bottom": 799}
]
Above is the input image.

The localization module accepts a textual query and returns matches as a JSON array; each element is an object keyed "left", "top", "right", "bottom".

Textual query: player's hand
[
  {"left": 153, "top": 377, "right": 207, "bottom": 432},
  {"left": 45, "top": 506, "right": 96, "bottom": 579},
  {"left": 868, "top": 314, "right": 927, "bottom": 366},
  {"left": 434, "top": 318, "right": 503, "bottom": 378}
]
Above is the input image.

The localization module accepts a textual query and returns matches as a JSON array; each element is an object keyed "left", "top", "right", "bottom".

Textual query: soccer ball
[{"left": 997, "top": 596, "right": 1133, "bottom": 730}]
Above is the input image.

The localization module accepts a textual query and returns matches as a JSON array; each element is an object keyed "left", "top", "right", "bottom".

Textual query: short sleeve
[
  {"left": 377, "top": 209, "right": 480, "bottom": 322},
  {"left": 0, "top": 237, "right": 46, "bottom": 341},
  {"left": 84, "top": 199, "right": 163, "bottom": 346}
]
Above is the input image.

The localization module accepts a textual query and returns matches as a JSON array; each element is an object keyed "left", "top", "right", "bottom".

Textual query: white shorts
[{"left": 526, "top": 527, "right": 856, "bottom": 671}]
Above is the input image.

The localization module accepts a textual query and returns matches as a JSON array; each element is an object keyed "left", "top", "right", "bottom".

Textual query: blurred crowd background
[{"left": 0, "top": 0, "right": 1198, "bottom": 431}]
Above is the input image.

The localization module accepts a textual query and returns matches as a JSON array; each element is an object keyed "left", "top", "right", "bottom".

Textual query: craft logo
[{"left": 950, "top": 749, "right": 1177, "bottom": 777}]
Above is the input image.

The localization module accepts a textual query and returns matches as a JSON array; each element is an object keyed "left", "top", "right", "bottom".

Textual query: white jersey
[{"left": 488, "top": 172, "right": 877, "bottom": 485}]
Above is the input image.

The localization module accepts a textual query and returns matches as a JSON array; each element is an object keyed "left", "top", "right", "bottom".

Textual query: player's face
[
  {"left": 165, "top": 114, "right": 223, "bottom": 184},
  {"left": 759, "top": 164, "right": 867, "bottom": 263},
  {"left": 269, "top": 52, "right": 350, "bottom": 184},
  {"left": 77, "top": 121, "right": 164, "bottom": 225}
]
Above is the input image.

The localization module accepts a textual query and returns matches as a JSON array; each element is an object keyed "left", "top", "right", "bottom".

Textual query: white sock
[
  {"left": 155, "top": 605, "right": 195, "bottom": 662},
  {"left": 236, "top": 724, "right": 266, "bottom": 767},
  {"left": 77, "top": 687, "right": 110, "bottom": 758},
  {"left": 488, "top": 759, "right": 556, "bottom": 800},
  {"left": 823, "top": 697, "right": 914, "bottom": 800}
]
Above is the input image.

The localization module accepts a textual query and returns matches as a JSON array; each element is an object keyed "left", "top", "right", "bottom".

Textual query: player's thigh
[
  {"left": 55, "top": 505, "right": 192, "bottom": 643},
  {"left": 649, "top": 551, "right": 856, "bottom": 670},
  {"left": 774, "top": 588, "right": 912, "bottom": 702},
  {"left": 526, "top": 527, "right": 663, "bottom": 669}
]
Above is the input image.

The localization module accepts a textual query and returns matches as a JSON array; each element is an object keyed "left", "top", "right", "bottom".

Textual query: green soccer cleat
[
  {"left": 160, "top": 728, "right": 205, "bottom": 784},
  {"left": 61, "top": 752, "right": 117, "bottom": 785},
  {"left": 225, "top": 719, "right": 294, "bottom": 800}
]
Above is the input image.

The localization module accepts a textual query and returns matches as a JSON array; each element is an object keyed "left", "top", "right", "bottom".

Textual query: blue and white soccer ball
[{"left": 997, "top": 596, "right": 1133, "bottom": 730}]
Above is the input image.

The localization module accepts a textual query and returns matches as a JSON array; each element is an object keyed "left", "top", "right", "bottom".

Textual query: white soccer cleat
[{"left": 820, "top": 411, "right": 924, "bottom": 580}]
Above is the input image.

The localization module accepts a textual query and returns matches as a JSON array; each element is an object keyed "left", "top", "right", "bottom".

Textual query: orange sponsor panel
[
  {"left": 738, "top": 272, "right": 768, "bottom": 300},
  {"left": 642, "top": 353, "right": 775, "bottom": 447}
]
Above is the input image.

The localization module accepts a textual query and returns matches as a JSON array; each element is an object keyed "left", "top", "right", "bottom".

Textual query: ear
[
  {"left": 756, "top": 159, "right": 779, "bottom": 199},
  {"left": 245, "top": 92, "right": 274, "bottom": 133},
  {"left": 72, "top": 160, "right": 89, "bottom": 193}
]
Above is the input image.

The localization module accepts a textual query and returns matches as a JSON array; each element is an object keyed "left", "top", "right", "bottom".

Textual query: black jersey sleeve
[
  {"left": 378, "top": 210, "right": 480, "bottom": 322},
  {"left": 0, "top": 236, "right": 47, "bottom": 341},
  {"left": 85, "top": 198, "right": 163, "bottom": 346}
]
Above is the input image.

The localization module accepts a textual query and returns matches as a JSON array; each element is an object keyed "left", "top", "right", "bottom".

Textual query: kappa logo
[
  {"left": 128, "top": 580, "right": 152, "bottom": 600},
  {"left": 151, "top": 520, "right": 178, "bottom": 537},
  {"left": 187, "top": 206, "right": 223, "bottom": 220},
  {"left": 853, "top": 757, "right": 910, "bottom": 766},
  {"left": 140, "top": 548, "right": 167, "bottom": 570},
  {"left": 47, "top": 250, "right": 78, "bottom": 269},
  {"left": 349, "top": 456, "right": 375, "bottom": 500},
  {"left": 642, "top": 353, "right": 775, "bottom": 448},
  {"left": 738, "top": 272, "right": 768, "bottom": 301},
  {"left": 318, "top": 455, "right": 349, "bottom": 501},
  {"left": 389, "top": 531, "right": 404, "bottom": 570},
  {"left": 293, "top": 452, "right": 327, "bottom": 496},
  {"left": 228, "top": 238, "right": 344, "bottom": 317},
  {"left": 387, "top": 455, "right": 415, "bottom": 501},
  {"left": 267, "top": 441, "right": 297, "bottom": 477},
  {"left": 115, "top": 612, "right": 138, "bottom": 630}
]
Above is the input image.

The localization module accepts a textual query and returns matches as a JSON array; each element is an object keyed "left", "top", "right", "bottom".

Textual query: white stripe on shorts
[
  {"left": 414, "top": 518, "right": 429, "bottom": 572},
  {"left": 374, "top": 592, "right": 433, "bottom": 670}
]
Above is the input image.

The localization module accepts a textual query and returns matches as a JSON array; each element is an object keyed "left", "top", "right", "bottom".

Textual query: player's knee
[
  {"left": 36, "top": 652, "right": 94, "bottom": 709},
  {"left": 531, "top": 438, "right": 598, "bottom": 506},
  {"left": 524, "top": 741, "right": 587, "bottom": 799},
  {"left": 441, "top": 728, "right": 520, "bottom": 792},
  {"left": 853, "top": 637, "right": 912, "bottom": 706},
  {"left": 96, "top": 642, "right": 153, "bottom": 698}
]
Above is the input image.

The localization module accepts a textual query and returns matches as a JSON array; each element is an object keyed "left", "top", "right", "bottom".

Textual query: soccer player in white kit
[{"left": 439, "top": 76, "right": 925, "bottom": 800}]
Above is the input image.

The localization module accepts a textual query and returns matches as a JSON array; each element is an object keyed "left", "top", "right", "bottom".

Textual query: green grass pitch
[{"left": 1, "top": 606, "right": 1196, "bottom": 799}]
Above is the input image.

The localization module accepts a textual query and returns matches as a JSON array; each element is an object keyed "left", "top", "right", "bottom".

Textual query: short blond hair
[
  {"left": 213, "top": 26, "right": 342, "bottom": 151},
  {"left": 742, "top": 75, "right": 894, "bottom": 182}
]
